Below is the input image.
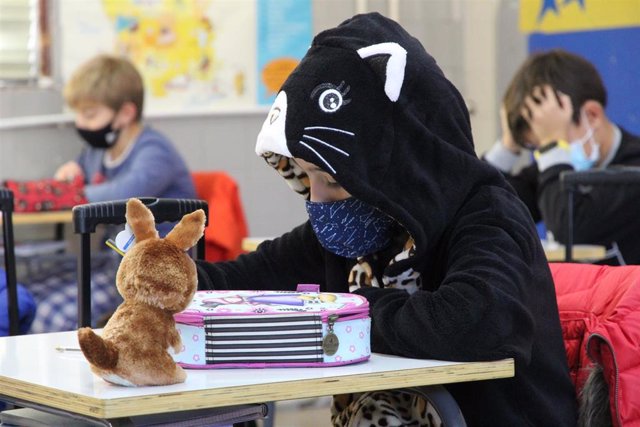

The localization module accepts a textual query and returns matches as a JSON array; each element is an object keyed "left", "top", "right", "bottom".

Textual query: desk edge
[{"left": 0, "top": 358, "right": 514, "bottom": 419}]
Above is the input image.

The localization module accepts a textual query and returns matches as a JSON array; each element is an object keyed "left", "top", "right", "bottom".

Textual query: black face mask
[{"left": 75, "top": 121, "right": 120, "bottom": 149}]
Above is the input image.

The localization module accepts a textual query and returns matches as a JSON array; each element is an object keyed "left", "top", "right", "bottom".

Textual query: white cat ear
[{"left": 357, "top": 42, "right": 407, "bottom": 102}]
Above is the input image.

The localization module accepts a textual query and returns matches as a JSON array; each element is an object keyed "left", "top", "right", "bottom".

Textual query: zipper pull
[{"left": 322, "top": 314, "right": 340, "bottom": 356}]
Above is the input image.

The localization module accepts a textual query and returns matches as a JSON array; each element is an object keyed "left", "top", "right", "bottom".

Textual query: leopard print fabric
[
  {"left": 262, "top": 152, "right": 310, "bottom": 198},
  {"left": 381, "top": 237, "right": 422, "bottom": 294},
  {"left": 331, "top": 390, "right": 443, "bottom": 427},
  {"left": 348, "top": 237, "right": 422, "bottom": 295},
  {"left": 348, "top": 257, "right": 382, "bottom": 291}
]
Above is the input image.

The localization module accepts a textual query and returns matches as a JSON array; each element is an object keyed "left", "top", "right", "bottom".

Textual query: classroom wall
[{"left": 0, "top": 0, "right": 525, "bottom": 237}]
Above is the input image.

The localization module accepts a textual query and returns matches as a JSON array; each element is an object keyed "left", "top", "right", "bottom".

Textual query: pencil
[{"left": 105, "top": 238, "right": 125, "bottom": 256}]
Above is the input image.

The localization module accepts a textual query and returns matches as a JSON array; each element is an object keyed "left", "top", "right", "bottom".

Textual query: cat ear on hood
[{"left": 357, "top": 42, "right": 407, "bottom": 102}]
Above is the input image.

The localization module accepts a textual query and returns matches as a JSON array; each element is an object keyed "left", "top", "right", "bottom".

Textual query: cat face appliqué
[{"left": 255, "top": 42, "right": 407, "bottom": 178}]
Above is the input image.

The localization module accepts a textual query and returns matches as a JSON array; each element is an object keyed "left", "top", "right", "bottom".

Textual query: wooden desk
[
  {"left": 543, "top": 243, "right": 607, "bottom": 262},
  {"left": 0, "top": 210, "right": 73, "bottom": 244},
  {"left": 242, "top": 236, "right": 271, "bottom": 252},
  {"left": 0, "top": 331, "right": 514, "bottom": 421},
  {"left": 10, "top": 210, "right": 73, "bottom": 226}
]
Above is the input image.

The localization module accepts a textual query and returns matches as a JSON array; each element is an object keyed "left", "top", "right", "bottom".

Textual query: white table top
[{"left": 0, "top": 331, "right": 514, "bottom": 419}]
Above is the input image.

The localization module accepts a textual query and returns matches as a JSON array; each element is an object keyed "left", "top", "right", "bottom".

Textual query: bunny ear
[
  {"left": 165, "top": 209, "right": 206, "bottom": 251},
  {"left": 125, "top": 199, "right": 158, "bottom": 243}
]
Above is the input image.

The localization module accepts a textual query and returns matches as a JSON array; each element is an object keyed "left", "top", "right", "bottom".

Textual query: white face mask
[{"left": 569, "top": 116, "right": 599, "bottom": 171}]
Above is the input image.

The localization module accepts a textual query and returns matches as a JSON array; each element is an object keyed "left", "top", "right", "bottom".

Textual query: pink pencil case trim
[
  {"left": 178, "top": 355, "right": 371, "bottom": 369},
  {"left": 176, "top": 310, "right": 370, "bottom": 327}
]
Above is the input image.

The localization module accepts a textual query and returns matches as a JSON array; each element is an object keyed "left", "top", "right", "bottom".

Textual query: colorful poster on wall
[
  {"left": 519, "top": 0, "right": 640, "bottom": 133},
  {"left": 60, "top": 0, "right": 258, "bottom": 114},
  {"left": 257, "top": 0, "right": 313, "bottom": 105}
]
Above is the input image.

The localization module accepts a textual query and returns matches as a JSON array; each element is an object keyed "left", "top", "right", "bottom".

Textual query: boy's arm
[
  {"left": 483, "top": 145, "right": 541, "bottom": 223},
  {"left": 196, "top": 222, "right": 326, "bottom": 292},
  {"left": 483, "top": 106, "right": 541, "bottom": 222},
  {"left": 504, "top": 165, "right": 542, "bottom": 223},
  {"left": 484, "top": 105, "right": 530, "bottom": 173},
  {"left": 54, "top": 161, "right": 84, "bottom": 181},
  {"left": 354, "top": 187, "right": 542, "bottom": 364},
  {"left": 83, "top": 138, "right": 183, "bottom": 201}
]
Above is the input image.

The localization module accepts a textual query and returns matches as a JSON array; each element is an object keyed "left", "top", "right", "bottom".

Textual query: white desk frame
[{"left": 0, "top": 331, "right": 514, "bottom": 424}]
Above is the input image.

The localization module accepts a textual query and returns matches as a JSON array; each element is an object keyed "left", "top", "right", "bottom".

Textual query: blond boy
[{"left": 55, "top": 54, "right": 195, "bottom": 202}]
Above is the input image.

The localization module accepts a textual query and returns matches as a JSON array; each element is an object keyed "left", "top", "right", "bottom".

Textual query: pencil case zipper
[{"left": 176, "top": 308, "right": 368, "bottom": 328}]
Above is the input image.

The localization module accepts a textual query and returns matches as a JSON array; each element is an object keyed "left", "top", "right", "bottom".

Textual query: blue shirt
[{"left": 78, "top": 126, "right": 196, "bottom": 202}]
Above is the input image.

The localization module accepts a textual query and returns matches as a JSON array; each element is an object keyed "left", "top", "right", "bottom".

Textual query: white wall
[{"left": 0, "top": 0, "right": 526, "bottom": 237}]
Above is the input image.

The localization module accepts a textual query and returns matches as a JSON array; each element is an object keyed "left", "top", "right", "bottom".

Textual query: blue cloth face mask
[
  {"left": 570, "top": 126, "right": 599, "bottom": 171},
  {"left": 305, "top": 197, "right": 395, "bottom": 258}
]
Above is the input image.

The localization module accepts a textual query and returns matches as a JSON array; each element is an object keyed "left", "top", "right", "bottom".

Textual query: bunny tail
[{"left": 78, "top": 327, "right": 119, "bottom": 370}]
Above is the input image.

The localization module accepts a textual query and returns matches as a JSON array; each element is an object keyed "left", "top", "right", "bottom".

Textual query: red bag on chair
[{"left": 3, "top": 176, "right": 87, "bottom": 212}]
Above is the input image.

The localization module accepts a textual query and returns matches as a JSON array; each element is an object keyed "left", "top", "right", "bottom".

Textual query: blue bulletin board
[{"left": 520, "top": 0, "right": 640, "bottom": 134}]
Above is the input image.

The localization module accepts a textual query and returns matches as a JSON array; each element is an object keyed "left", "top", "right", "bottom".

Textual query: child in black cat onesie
[{"left": 196, "top": 13, "right": 577, "bottom": 427}]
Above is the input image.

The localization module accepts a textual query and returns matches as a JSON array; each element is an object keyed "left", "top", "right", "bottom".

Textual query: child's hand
[
  {"left": 521, "top": 85, "right": 573, "bottom": 147},
  {"left": 54, "top": 161, "right": 83, "bottom": 181},
  {"left": 499, "top": 105, "right": 522, "bottom": 153}
]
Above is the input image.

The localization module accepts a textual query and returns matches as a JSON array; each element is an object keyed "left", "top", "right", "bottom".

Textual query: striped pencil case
[{"left": 172, "top": 284, "right": 371, "bottom": 368}]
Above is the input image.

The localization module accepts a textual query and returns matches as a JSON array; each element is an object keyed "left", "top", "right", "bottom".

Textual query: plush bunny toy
[{"left": 78, "top": 198, "right": 205, "bottom": 386}]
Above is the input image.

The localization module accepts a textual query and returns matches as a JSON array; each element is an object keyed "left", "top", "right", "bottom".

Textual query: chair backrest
[
  {"left": 191, "top": 171, "right": 248, "bottom": 261},
  {"left": 0, "top": 188, "right": 19, "bottom": 335},
  {"left": 560, "top": 167, "right": 640, "bottom": 262},
  {"left": 402, "top": 385, "right": 467, "bottom": 426},
  {"left": 72, "top": 198, "right": 208, "bottom": 327}
]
